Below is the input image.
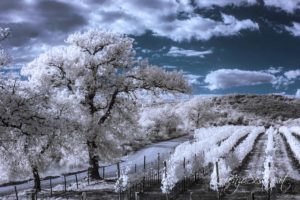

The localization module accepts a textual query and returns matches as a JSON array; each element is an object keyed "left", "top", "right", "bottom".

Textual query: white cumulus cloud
[
  {"left": 285, "top": 22, "right": 300, "bottom": 37},
  {"left": 87, "top": 1, "right": 259, "bottom": 42},
  {"left": 152, "top": 14, "right": 259, "bottom": 42},
  {"left": 204, "top": 69, "right": 276, "bottom": 90},
  {"left": 184, "top": 74, "right": 202, "bottom": 85},
  {"left": 296, "top": 89, "right": 300, "bottom": 98},
  {"left": 265, "top": 67, "right": 283, "bottom": 74},
  {"left": 264, "top": 0, "right": 300, "bottom": 13},
  {"left": 204, "top": 68, "right": 300, "bottom": 90},
  {"left": 167, "top": 46, "right": 213, "bottom": 57},
  {"left": 284, "top": 69, "right": 300, "bottom": 80}
]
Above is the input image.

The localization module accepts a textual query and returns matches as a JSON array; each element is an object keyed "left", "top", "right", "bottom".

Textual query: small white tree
[
  {"left": 187, "top": 99, "right": 220, "bottom": 128},
  {"left": 0, "top": 27, "right": 11, "bottom": 66},
  {"left": 142, "top": 105, "right": 184, "bottom": 140},
  {"left": 22, "top": 29, "right": 191, "bottom": 179}
]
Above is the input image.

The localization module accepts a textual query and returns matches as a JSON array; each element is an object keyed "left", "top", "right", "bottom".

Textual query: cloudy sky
[{"left": 1, "top": 0, "right": 300, "bottom": 95}]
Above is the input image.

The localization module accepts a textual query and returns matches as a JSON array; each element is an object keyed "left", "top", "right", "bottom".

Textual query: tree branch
[{"left": 98, "top": 89, "right": 119, "bottom": 125}]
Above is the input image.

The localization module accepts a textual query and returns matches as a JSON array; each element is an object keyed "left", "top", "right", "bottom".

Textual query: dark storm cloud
[
  {"left": 84, "top": 0, "right": 111, "bottom": 4},
  {"left": 0, "top": 0, "right": 26, "bottom": 12},
  {"left": 160, "top": 14, "right": 177, "bottom": 23},
  {"left": 0, "top": 0, "right": 299, "bottom": 65},
  {"left": 97, "top": 10, "right": 136, "bottom": 23},
  {"left": 0, "top": 0, "right": 88, "bottom": 62},
  {"left": 89, "top": 0, "right": 172, "bottom": 9},
  {"left": 87, "top": 0, "right": 180, "bottom": 26},
  {"left": 0, "top": 23, "right": 39, "bottom": 46},
  {"left": 0, "top": 0, "right": 262, "bottom": 63},
  {"left": 0, "top": 1, "right": 29, "bottom": 23},
  {"left": 133, "top": 0, "right": 172, "bottom": 10},
  {"left": 35, "top": 0, "right": 87, "bottom": 31}
]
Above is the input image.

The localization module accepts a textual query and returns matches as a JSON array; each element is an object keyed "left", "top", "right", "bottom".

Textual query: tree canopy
[{"left": 22, "top": 29, "right": 191, "bottom": 179}]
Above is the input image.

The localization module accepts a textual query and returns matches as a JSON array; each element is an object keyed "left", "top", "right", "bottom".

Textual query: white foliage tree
[
  {"left": 22, "top": 29, "right": 191, "bottom": 179},
  {"left": 185, "top": 98, "right": 229, "bottom": 128},
  {"left": 0, "top": 80, "right": 79, "bottom": 190},
  {"left": 142, "top": 105, "right": 184, "bottom": 141},
  {"left": 0, "top": 27, "right": 81, "bottom": 190}
]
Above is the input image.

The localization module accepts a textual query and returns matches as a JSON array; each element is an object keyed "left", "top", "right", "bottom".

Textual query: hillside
[{"left": 178, "top": 94, "right": 300, "bottom": 129}]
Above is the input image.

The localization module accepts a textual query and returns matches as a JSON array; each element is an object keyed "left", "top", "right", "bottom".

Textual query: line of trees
[{"left": 0, "top": 28, "right": 190, "bottom": 190}]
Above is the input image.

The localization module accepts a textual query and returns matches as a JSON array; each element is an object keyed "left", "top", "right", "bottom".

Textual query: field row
[{"left": 161, "top": 125, "right": 300, "bottom": 193}]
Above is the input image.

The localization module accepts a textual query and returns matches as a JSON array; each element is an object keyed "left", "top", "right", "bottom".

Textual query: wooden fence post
[
  {"left": 164, "top": 161, "right": 167, "bottom": 177},
  {"left": 87, "top": 169, "right": 90, "bottom": 185},
  {"left": 64, "top": 175, "right": 67, "bottom": 192},
  {"left": 82, "top": 192, "right": 87, "bottom": 200},
  {"left": 189, "top": 191, "right": 193, "bottom": 200},
  {"left": 135, "top": 164, "right": 137, "bottom": 173},
  {"left": 157, "top": 153, "right": 160, "bottom": 182},
  {"left": 143, "top": 155, "right": 146, "bottom": 191},
  {"left": 194, "top": 154, "right": 197, "bottom": 182},
  {"left": 103, "top": 166, "right": 105, "bottom": 179},
  {"left": 35, "top": 188, "right": 38, "bottom": 200},
  {"left": 268, "top": 162, "right": 271, "bottom": 200},
  {"left": 144, "top": 155, "right": 146, "bottom": 171},
  {"left": 75, "top": 174, "right": 78, "bottom": 189},
  {"left": 14, "top": 186, "right": 18, "bottom": 200},
  {"left": 202, "top": 151, "right": 205, "bottom": 175},
  {"left": 216, "top": 161, "right": 220, "bottom": 199},
  {"left": 117, "top": 162, "right": 121, "bottom": 178},
  {"left": 216, "top": 161, "right": 220, "bottom": 185},
  {"left": 135, "top": 192, "right": 139, "bottom": 200},
  {"left": 183, "top": 157, "right": 186, "bottom": 192},
  {"left": 151, "top": 168, "right": 153, "bottom": 186},
  {"left": 251, "top": 191, "right": 255, "bottom": 200},
  {"left": 50, "top": 178, "right": 53, "bottom": 196}
]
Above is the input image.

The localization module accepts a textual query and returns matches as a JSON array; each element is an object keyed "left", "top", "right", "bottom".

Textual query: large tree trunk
[
  {"left": 32, "top": 166, "right": 41, "bottom": 192},
  {"left": 87, "top": 140, "right": 102, "bottom": 180}
]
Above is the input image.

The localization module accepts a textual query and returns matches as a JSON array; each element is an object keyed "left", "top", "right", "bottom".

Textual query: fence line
[
  {"left": 118, "top": 154, "right": 206, "bottom": 200},
  {"left": 0, "top": 151, "right": 174, "bottom": 199}
]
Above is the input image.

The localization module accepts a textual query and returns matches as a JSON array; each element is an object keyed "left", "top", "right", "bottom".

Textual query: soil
[{"left": 239, "top": 132, "right": 267, "bottom": 179}]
